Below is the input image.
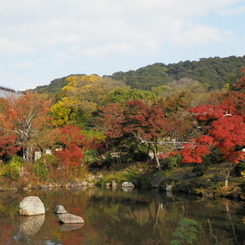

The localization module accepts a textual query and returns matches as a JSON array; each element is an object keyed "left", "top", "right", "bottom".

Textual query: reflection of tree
[
  {"left": 0, "top": 189, "right": 244, "bottom": 244},
  {"left": 84, "top": 191, "right": 177, "bottom": 244}
]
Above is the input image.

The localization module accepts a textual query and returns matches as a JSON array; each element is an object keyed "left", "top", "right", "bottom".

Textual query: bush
[
  {"left": 239, "top": 182, "right": 245, "bottom": 192},
  {"left": 98, "top": 168, "right": 141, "bottom": 186},
  {"left": 201, "top": 147, "right": 223, "bottom": 165},
  {"left": 33, "top": 161, "right": 49, "bottom": 180},
  {"left": 162, "top": 155, "right": 182, "bottom": 169},
  {"left": 137, "top": 171, "right": 156, "bottom": 189},
  {"left": 84, "top": 149, "right": 101, "bottom": 165},
  {"left": 33, "top": 154, "right": 56, "bottom": 180},
  {"left": 233, "top": 161, "right": 245, "bottom": 176},
  {"left": 192, "top": 163, "right": 208, "bottom": 176},
  {"left": 0, "top": 155, "right": 23, "bottom": 180}
]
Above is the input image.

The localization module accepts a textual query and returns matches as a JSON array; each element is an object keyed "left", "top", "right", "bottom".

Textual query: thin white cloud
[
  {"left": 169, "top": 24, "right": 233, "bottom": 45},
  {"left": 0, "top": 38, "right": 32, "bottom": 55},
  {"left": 0, "top": 73, "right": 35, "bottom": 91},
  {"left": 218, "top": 6, "right": 245, "bottom": 16},
  {"left": 0, "top": 0, "right": 241, "bottom": 55},
  {"left": 0, "top": 0, "right": 244, "bottom": 90},
  {"left": 10, "top": 61, "right": 33, "bottom": 68}
]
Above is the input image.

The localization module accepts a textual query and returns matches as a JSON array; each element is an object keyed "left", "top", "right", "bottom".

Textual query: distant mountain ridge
[{"left": 34, "top": 55, "right": 245, "bottom": 94}]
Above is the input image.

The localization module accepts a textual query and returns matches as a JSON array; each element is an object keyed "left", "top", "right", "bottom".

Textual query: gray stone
[
  {"left": 56, "top": 213, "right": 84, "bottom": 224},
  {"left": 166, "top": 184, "right": 172, "bottom": 192},
  {"left": 19, "top": 196, "right": 45, "bottom": 216},
  {"left": 121, "top": 182, "right": 135, "bottom": 188},
  {"left": 19, "top": 215, "right": 45, "bottom": 235},
  {"left": 54, "top": 205, "right": 68, "bottom": 214}
]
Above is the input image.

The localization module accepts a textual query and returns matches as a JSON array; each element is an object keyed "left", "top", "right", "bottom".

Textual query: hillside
[{"left": 34, "top": 55, "right": 245, "bottom": 94}]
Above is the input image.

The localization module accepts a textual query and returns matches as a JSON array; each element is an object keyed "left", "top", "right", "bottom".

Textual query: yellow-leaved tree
[{"left": 50, "top": 74, "right": 128, "bottom": 127}]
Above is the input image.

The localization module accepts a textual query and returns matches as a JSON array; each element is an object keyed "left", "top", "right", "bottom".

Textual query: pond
[{"left": 0, "top": 187, "right": 244, "bottom": 245}]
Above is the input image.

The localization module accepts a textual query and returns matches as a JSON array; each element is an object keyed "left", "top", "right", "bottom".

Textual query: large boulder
[
  {"left": 19, "top": 196, "right": 45, "bottom": 216},
  {"left": 54, "top": 205, "right": 68, "bottom": 214},
  {"left": 56, "top": 213, "right": 84, "bottom": 224}
]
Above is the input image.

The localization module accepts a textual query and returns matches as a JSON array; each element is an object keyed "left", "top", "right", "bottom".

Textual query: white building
[{"left": 0, "top": 86, "right": 22, "bottom": 98}]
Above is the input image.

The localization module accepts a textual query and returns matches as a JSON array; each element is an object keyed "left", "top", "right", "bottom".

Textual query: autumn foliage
[
  {"left": 181, "top": 100, "right": 245, "bottom": 164},
  {"left": 0, "top": 132, "right": 20, "bottom": 159},
  {"left": 0, "top": 91, "right": 53, "bottom": 160},
  {"left": 100, "top": 100, "right": 167, "bottom": 141},
  {"left": 54, "top": 126, "right": 87, "bottom": 166}
]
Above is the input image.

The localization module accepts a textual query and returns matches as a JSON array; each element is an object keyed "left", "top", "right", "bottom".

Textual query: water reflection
[
  {"left": 59, "top": 223, "right": 84, "bottom": 231},
  {"left": 19, "top": 215, "right": 45, "bottom": 236},
  {"left": 0, "top": 188, "right": 244, "bottom": 244}
]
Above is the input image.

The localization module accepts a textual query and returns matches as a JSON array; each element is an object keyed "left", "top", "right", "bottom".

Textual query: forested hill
[
  {"left": 110, "top": 55, "right": 245, "bottom": 90},
  {"left": 34, "top": 55, "right": 245, "bottom": 94}
]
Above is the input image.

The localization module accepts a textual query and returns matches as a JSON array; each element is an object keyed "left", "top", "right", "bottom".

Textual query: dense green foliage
[
  {"left": 111, "top": 55, "right": 245, "bottom": 90},
  {"left": 33, "top": 56, "right": 245, "bottom": 94}
]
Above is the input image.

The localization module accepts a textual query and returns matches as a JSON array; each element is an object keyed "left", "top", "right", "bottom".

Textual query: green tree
[{"left": 51, "top": 75, "right": 128, "bottom": 127}]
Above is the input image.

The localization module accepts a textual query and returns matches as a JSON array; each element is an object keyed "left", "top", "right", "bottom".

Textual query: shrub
[
  {"left": 162, "top": 155, "right": 182, "bottom": 169},
  {"left": 33, "top": 154, "right": 56, "bottom": 180},
  {"left": 84, "top": 149, "right": 100, "bottom": 165},
  {"left": 1, "top": 155, "right": 23, "bottom": 180},
  {"left": 233, "top": 161, "right": 245, "bottom": 176},
  {"left": 201, "top": 147, "right": 223, "bottom": 165},
  {"left": 33, "top": 161, "right": 49, "bottom": 180},
  {"left": 192, "top": 163, "right": 208, "bottom": 176},
  {"left": 239, "top": 182, "right": 245, "bottom": 192},
  {"left": 98, "top": 168, "right": 141, "bottom": 186}
]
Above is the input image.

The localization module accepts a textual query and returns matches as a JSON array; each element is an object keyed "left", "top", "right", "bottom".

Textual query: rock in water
[
  {"left": 121, "top": 182, "right": 135, "bottom": 188},
  {"left": 54, "top": 205, "right": 68, "bottom": 214},
  {"left": 56, "top": 213, "right": 84, "bottom": 224},
  {"left": 19, "top": 196, "right": 45, "bottom": 216}
]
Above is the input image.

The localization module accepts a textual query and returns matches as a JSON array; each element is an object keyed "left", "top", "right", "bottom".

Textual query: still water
[{"left": 0, "top": 187, "right": 244, "bottom": 245}]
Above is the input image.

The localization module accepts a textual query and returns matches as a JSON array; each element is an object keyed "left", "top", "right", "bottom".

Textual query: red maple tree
[
  {"left": 100, "top": 100, "right": 169, "bottom": 168},
  {"left": 55, "top": 126, "right": 87, "bottom": 166},
  {"left": 0, "top": 131, "right": 20, "bottom": 160},
  {"left": 181, "top": 99, "right": 245, "bottom": 186}
]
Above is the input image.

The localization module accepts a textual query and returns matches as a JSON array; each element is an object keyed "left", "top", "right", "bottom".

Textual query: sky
[{"left": 0, "top": 0, "right": 245, "bottom": 91}]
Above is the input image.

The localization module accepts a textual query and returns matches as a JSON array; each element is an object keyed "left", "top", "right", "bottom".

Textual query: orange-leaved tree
[{"left": 0, "top": 91, "right": 53, "bottom": 161}]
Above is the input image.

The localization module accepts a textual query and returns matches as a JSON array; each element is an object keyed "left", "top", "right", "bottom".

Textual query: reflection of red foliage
[{"left": 61, "top": 232, "right": 85, "bottom": 245}]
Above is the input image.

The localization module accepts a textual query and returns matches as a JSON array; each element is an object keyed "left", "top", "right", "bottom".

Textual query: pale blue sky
[{"left": 0, "top": 0, "right": 245, "bottom": 91}]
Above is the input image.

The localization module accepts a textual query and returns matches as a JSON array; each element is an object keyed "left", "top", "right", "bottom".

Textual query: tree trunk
[
  {"left": 151, "top": 143, "right": 161, "bottom": 171},
  {"left": 225, "top": 162, "right": 233, "bottom": 187}
]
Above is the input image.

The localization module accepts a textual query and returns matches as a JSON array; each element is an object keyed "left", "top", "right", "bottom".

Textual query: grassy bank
[{"left": 0, "top": 158, "right": 244, "bottom": 201}]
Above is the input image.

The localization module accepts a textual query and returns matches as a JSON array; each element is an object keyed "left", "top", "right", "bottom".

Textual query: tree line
[{"left": 0, "top": 66, "right": 244, "bottom": 185}]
